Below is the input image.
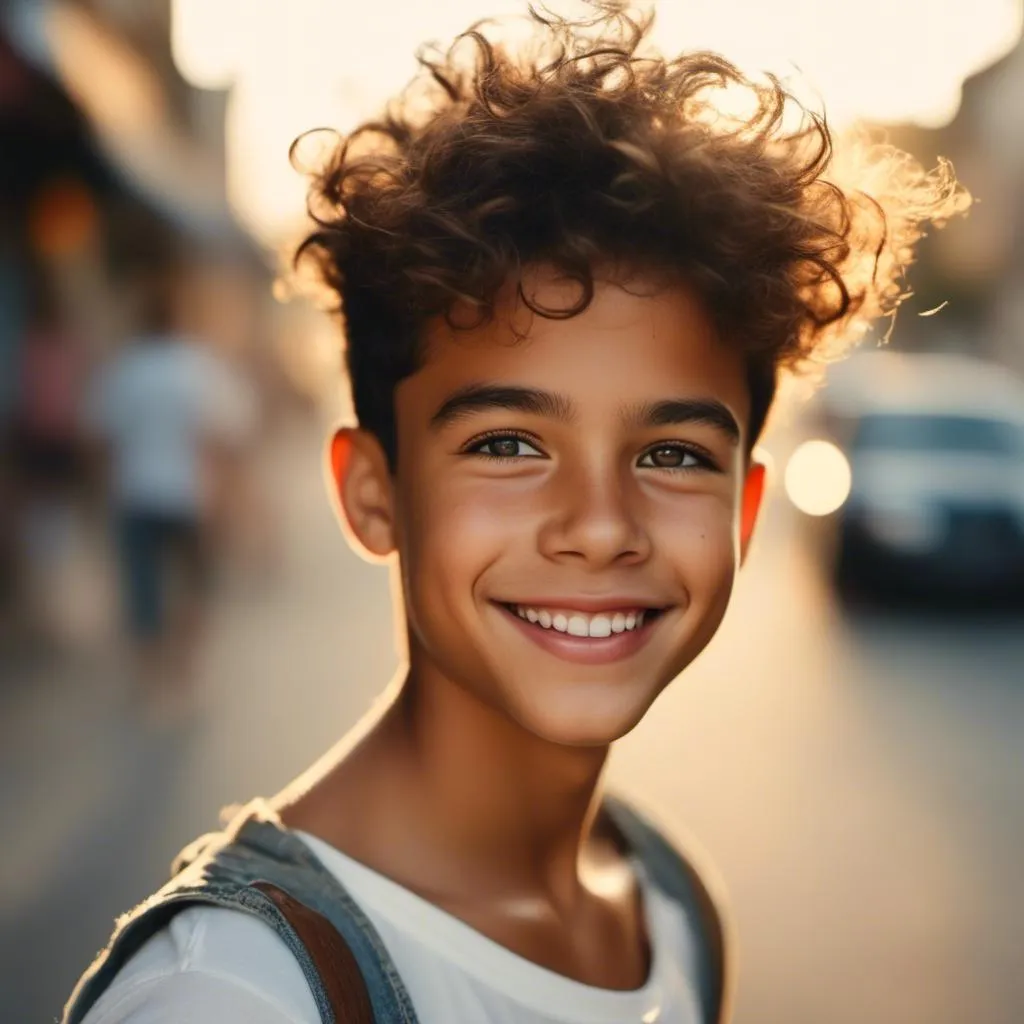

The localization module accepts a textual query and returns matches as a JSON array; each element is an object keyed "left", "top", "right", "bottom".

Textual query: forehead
[{"left": 404, "top": 271, "right": 751, "bottom": 432}]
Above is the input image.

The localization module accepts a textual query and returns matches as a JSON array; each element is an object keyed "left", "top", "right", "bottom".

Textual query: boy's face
[{"left": 344, "top": 269, "right": 763, "bottom": 747}]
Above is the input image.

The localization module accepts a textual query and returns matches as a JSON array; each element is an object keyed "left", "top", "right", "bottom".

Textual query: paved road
[{"left": 2, "top": 416, "right": 1022, "bottom": 1024}]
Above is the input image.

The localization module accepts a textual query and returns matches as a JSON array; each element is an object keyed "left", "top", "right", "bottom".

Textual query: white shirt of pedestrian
[{"left": 84, "top": 336, "right": 257, "bottom": 516}]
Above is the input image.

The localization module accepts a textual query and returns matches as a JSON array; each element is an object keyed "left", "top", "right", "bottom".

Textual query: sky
[{"left": 169, "top": 0, "right": 1023, "bottom": 242}]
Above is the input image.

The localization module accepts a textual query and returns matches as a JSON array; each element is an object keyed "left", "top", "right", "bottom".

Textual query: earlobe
[
  {"left": 739, "top": 457, "right": 767, "bottom": 566},
  {"left": 329, "top": 429, "right": 352, "bottom": 492},
  {"left": 326, "top": 428, "right": 396, "bottom": 563}
]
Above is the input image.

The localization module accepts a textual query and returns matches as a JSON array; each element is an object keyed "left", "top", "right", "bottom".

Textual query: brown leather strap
[{"left": 253, "top": 881, "right": 375, "bottom": 1024}]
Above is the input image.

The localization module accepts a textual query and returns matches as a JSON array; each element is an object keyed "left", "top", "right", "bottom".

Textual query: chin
[{"left": 509, "top": 678, "right": 661, "bottom": 748}]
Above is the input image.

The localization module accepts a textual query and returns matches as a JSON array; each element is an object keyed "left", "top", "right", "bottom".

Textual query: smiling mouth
[
  {"left": 494, "top": 601, "right": 669, "bottom": 664},
  {"left": 500, "top": 603, "right": 667, "bottom": 638}
]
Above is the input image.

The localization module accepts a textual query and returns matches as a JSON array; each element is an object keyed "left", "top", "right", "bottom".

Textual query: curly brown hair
[{"left": 294, "top": 2, "right": 967, "bottom": 465}]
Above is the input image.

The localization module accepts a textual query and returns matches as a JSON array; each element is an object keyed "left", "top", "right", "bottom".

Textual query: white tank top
[{"left": 81, "top": 830, "right": 704, "bottom": 1024}]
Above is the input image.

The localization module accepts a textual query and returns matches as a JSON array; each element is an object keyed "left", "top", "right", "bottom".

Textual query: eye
[
  {"left": 637, "top": 444, "right": 710, "bottom": 471},
  {"left": 467, "top": 434, "right": 545, "bottom": 459}
]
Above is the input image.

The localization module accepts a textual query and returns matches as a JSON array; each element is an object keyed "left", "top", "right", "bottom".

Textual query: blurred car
[{"left": 806, "top": 351, "right": 1024, "bottom": 603}]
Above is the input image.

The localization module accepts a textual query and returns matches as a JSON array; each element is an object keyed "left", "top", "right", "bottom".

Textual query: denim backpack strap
[
  {"left": 603, "top": 795, "right": 734, "bottom": 1024},
  {"left": 229, "top": 805, "right": 420, "bottom": 1024},
  {"left": 62, "top": 800, "right": 418, "bottom": 1024}
]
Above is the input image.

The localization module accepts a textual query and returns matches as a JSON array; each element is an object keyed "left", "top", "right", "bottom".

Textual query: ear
[
  {"left": 739, "top": 456, "right": 767, "bottom": 566},
  {"left": 326, "top": 427, "right": 396, "bottom": 563}
]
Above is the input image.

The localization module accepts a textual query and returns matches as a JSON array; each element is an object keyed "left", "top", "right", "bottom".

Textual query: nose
[{"left": 537, "top": 458, "right": 652, "bottom": 569}]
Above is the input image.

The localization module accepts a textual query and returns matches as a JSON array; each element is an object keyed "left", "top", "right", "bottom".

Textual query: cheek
[
  {"left": 654, "top": 495, "right": 739, "bottom": 600},
  {"left": 399, "top": 479, "right": 530, "bottom": 623},
  {"left": 415, "top": 485, "right": 527, "bottom": 564},
  {"left": 413, "top": 472, "right": 543, "bottom": 557}
]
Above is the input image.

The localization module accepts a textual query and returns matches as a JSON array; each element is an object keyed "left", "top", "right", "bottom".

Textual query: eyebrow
[
  {"left": 430, "top": 384, "right": 575, "bottom": 428},
  {"left": 625, "top": 398, "right": 741, "bottom": 444},
  {"left": 430, "top": 383, "right": 741, "bottom": 445}
]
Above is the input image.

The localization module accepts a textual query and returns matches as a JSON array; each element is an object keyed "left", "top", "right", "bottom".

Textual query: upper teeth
[{"left": 514, "top": 606, "right": 646, "bottom": 637}]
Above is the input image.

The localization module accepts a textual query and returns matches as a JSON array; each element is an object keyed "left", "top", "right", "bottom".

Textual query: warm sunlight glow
[
  {"left": 785, "top": 440, "right": 853, "bottom": 517},
  {"left": 170, "top": 0, "right": 244, "bottom": 91},
  {"left": 195, "top": 0, "right": 1024, "bottom": 243},
  {"left": 653, "top": 1, "right": 1022, "bottom": 129},
  {"left": 225, "top": 76, "right": 337, "bottom": 245}
]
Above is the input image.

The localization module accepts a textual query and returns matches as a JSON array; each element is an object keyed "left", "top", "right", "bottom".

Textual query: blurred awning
[
  {"left": 3, "top": 0, "right": 245, "bottom": 244},
  {"left": 0, "top": 31, "right": 115, "bottom": 202}
]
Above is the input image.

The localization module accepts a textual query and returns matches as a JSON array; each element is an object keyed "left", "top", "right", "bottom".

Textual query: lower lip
[{"left": 496, "top": 604, "right": 664, "bottom": 665}]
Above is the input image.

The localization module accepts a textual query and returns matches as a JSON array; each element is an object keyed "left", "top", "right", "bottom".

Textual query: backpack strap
[
  {"left": 603, "top": 795, "right": 734, "bottom": 1024},
  {"left": 253, "top": 881, "right": 376, "bottom": 1023},
  {"left": 63, "top": 885, "right": 380, "bottom": 1024},
  {"left": 62, "top": 801, "right": 416, "bottom": 1024}
]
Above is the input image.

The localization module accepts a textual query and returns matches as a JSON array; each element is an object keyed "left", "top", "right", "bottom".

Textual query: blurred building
[
  {"left": 1, "top": 0, "right": 318, "bottom": 364},
  {"left": 952, "top": 38, "right": 1024, "bottom": 376},
  {"left": 893, "top": 31, "right": 1024, "bottom": 377}
]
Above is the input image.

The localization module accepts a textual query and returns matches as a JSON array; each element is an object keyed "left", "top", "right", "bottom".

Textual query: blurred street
[{"left": 1, "top": 414, "right": 1021, "bottom": 1024}]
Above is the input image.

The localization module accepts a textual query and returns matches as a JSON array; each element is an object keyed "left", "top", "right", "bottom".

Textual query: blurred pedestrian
[
  {"left": 201, "top": 341, "right": 274, "bottom": 582},
  {"left": 83, "top": 270, "right": 254, "bottom": 701}
]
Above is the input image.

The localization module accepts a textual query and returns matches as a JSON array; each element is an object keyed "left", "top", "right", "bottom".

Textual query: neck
[
  {"left": 278, "top": 655, "right": 615, "bottom": 901},
  {"left": 399, "top": 662, "right": 608, "bottom": 872},
  {"left": 309, "top": 657, "right": 611, "bottom": 904}
]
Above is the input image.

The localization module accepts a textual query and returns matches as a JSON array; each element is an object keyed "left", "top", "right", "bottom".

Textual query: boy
[{"left": 64, "top": 5, "right": 964, "bottom": 1022}]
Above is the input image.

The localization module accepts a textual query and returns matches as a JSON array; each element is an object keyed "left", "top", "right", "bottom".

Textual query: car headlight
[{"left": 784, "top": 440, "right": 852, "bottom": 516}]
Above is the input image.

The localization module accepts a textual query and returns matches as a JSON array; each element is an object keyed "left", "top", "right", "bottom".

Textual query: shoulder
[
  {"left": 603, "top": 795, "right": 734, "bottom": 1024},
  {"left": 603, "top": 796, "right": 727, "bottom": 904},
  {"left": 81, "top": 905, "right": 320, "bottom": 1024}
]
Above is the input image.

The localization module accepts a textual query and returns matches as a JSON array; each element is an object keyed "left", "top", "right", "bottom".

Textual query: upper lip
[{"left": 498, "top": 596, "right": 670, "bottom": 613}]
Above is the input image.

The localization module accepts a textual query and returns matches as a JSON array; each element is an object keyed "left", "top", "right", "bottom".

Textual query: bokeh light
[
  {"left": 784, "top": 439, "right": 853, "bottom": 516},
  {"left": 28, "top": 178, "right": 98, "bottom": 257}
]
